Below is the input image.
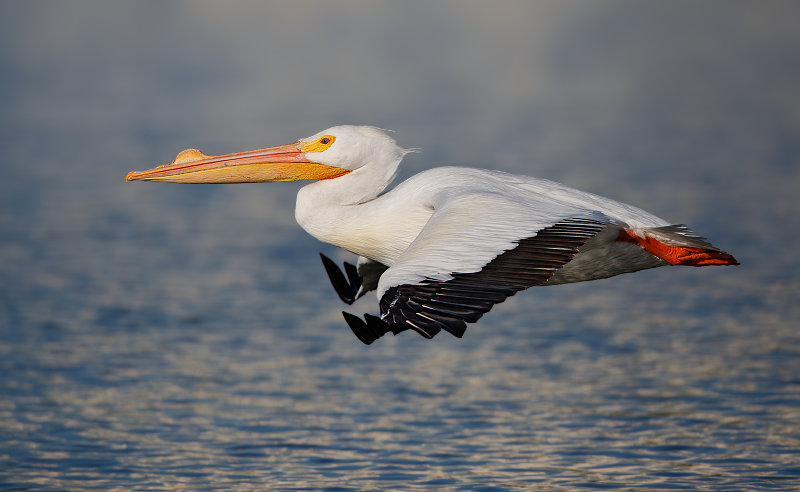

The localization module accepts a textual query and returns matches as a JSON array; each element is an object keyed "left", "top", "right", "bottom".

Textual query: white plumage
[{"left": 127, "top": 125, "right": 738, "bottom": 344}]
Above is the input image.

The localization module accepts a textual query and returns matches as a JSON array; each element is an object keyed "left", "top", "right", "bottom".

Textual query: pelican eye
[{"left": 301, "top": 135, "right": 336, "bottom": 153}]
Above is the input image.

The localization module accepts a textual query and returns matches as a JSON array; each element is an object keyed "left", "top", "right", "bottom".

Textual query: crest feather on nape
[
  {"left": 357, "top": 126, "right": 391, "bottom": 138},
  {"left": 357, "top": 127, "right": 420, "bottom": 155}
]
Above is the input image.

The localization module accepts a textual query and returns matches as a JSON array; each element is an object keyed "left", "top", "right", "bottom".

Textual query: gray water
[{"left": 2, "top": 2, "right": 799, "bottom": 490}]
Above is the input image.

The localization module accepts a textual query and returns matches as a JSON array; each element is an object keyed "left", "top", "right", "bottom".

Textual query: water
[{"left": 2, "top": 2, "right": 799, "bottom": 490}]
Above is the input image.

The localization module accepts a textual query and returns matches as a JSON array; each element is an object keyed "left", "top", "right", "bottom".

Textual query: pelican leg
[{"left": 320, "top": 253, "right": 362, "bottom": 304}]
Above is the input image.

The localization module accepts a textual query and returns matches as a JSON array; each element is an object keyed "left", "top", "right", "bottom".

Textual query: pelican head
[{"left": 125, "top": 125, "right": 410, "bottom": 186}]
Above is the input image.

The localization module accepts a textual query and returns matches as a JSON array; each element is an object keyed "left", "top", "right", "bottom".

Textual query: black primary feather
[{"left": 320, "top": 253, "right": 360, "bottom": 305}]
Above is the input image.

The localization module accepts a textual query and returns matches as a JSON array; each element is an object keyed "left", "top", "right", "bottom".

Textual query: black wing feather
[{"left": 320, "top": 253, "right": 360, "bottom": 305}]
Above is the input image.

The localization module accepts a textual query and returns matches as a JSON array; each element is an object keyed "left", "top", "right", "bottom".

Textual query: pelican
[{"left": 126, "top": 126, "right": 738, "bottom": 344}]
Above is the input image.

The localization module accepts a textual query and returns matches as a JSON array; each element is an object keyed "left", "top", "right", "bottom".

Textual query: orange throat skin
[{"left": 616, "top": 230, "right": 739, "bottom": 266}]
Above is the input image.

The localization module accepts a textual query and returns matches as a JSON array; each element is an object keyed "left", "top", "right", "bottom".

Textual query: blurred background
[{"left": 1, "top": 1, "right": 799, "bottom": 490}]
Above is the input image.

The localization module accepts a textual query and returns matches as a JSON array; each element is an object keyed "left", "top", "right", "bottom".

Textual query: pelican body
[{"left": 127, "top": 126, "right": 738, "bottom": 344}]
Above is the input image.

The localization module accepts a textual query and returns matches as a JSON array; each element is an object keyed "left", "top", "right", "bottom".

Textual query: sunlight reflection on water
[{"left": 2, "top": 1, "right": 800, "bottom": 491}]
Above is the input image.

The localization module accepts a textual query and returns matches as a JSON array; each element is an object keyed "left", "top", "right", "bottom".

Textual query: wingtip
[
  {"left": 320, "top": 253, "right": 357, "bottom": 304},
  {"left": 342, "top": 311, "right": 379, "bottom": 345}
]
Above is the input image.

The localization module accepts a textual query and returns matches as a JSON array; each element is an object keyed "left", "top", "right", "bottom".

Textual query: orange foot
[{"left": 617, "top": 230, "right": 739, "bottom": 266}]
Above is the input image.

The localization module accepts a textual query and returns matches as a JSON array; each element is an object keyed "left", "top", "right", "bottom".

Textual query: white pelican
[{"left": 126, "top": 126, "right": 738, "bottom": 344}]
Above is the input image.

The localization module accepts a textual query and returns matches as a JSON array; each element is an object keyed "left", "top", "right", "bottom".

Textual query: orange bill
[{"left": 126, "top": 141, "right": 349, "bottom": 184}]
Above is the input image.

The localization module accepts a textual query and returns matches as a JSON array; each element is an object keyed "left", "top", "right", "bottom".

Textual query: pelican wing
[
  {"left": 340, "top": 184, "right": 623, "bottom": 342},
  {"left": 377, "top": 216, "right": 609, "bottom": 339}
]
